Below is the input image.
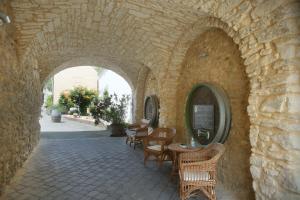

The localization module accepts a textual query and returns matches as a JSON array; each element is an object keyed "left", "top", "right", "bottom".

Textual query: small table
[{"left": 168, "top": 143, "right": 203, "bottom": 176}]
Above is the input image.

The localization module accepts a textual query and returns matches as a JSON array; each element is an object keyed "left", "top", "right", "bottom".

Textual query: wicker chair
[
  {"left": 178, "top": 143, "right": 225, "bottom": 200},
  {"left": 125, "top": 119, "right": 150, "bottom": 149},
  {"left": 143, "top": 128, "right": 176, "bottom": 167}
]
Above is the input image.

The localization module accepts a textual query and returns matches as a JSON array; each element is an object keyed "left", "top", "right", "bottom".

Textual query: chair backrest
[
  {"left": 140, "top": 119, "right": 150, "bottom": 128},
  {"left": 179, "top": 143, "right": 225, "bottom": 164},
  {"left": 204, "top": 143, "right": 225, "bottom": 162},
  {"left": 150, "top": 127, "right": 176, "bottom": 143}
]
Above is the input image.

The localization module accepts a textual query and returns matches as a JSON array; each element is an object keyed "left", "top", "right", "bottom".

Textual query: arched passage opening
[{"left": 41, "top": 63, "right": 134, "bottom": 132}]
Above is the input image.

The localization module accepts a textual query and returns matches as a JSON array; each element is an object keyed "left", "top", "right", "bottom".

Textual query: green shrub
[
  {"left": 51, "top": 104, "right": 67, "bottom": 113},
  {"left": 69, "top": 86, "right": 98, "bottom": 116},
  {"left": 91, "top": 90, "right": 130, "bottom": 125},
  {"left": 58, "top": 91, "right": 74, "bottom": 113},
  {"left": 90, "top": 90, "right": 112, "bottom": 125},
  {"left": 45, "top": 95, "right": 53, "bottom": 109}
]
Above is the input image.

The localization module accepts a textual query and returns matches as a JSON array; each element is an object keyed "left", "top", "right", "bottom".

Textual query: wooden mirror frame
[
  {"left": 185, "top": 83, "right": 231, "bottom": 146},
  {"left": 144, "top": 95, "right": 159, "bottom": 127}
]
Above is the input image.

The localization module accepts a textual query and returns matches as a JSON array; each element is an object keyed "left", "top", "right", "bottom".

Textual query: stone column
[
  {"left": 132, "top": 66, "right": 149, "bottom": 122},
  {"left": 0, "top": 0, "right": 42, "bottom": 194}
]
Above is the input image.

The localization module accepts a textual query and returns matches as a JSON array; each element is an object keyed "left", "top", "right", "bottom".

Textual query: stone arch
[
  {"left": 41, "top": 56, "right": 136, "bottom": 91},
  {"left": 159, "top": 17, "right": 241, "bottom": 127},
  {"left": 158, "top": 2, "right": 300, "bottom": 199},
  {"left": 3, "top": 1, "right": 299, "bottom": 199},
  {"left": 176, "top": 27, "right": 253, "bottom": 199}
]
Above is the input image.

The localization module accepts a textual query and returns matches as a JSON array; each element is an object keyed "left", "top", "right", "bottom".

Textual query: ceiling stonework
[{"left": 10, "top": 0, "right": 209, "bottom": 86}]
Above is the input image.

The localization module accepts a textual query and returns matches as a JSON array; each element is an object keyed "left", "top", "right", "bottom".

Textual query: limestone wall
[
  {"left": 144, "top": 71, "right": 159, "bottom": 99},
  {"left": 0, "top": 0, "right": 299, "bottom": 199},
  {"left": 176, "top": 28, "right": 253, "bottom": 199},
  {"left": 0, "top": 1, "right": 41, "bottom": 194},
  {"left": 155, "top": 1, "right": 300, "bottom": 200}
]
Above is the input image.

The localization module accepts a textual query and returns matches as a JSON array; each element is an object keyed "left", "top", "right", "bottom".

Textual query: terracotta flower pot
[{"left": 110, "top": 123, "right": 125, "bottom": 137}]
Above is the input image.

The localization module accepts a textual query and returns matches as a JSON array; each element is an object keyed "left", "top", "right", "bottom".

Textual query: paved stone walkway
[
  {"left": 39, "top": 112, "right": 104, "bottom": 132},
  {"left": 1, "top": 118, "right": 236, "bottom": 200}
]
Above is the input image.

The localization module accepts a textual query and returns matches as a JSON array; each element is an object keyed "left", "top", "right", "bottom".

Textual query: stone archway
[
  {"left": 176, "top": 28, "right": 253, "bottom": 199},
  {"left": 156, "top": 3, "right": 300, "bottom": 197},
  {"left": 1, "top": 1, "right": 299, "bottom": 199},
  {"left": 41, "top": 57, "right": 136, "bottom": 91}
]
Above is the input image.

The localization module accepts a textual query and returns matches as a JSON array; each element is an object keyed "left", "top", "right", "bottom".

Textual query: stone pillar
[
  {"left": 0, "top": 0, "right": 42, "bottom": 194},
  {"left": 132, "top": 66, "right": 149, "bottom": 122}
]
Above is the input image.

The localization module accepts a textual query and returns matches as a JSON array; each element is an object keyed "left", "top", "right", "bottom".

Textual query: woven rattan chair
[
  {"left": 178, "top": 143, "right": 225, "bottom": 200},
  {"left": 143, "top": 127, "right": 176, "bottom": 167},
  {"left": 125, "top": 119, "right": 150, "bottom": 149}
]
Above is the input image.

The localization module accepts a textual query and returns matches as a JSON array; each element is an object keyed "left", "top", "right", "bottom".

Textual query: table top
[{"left": 168, "top": 143, "right": 203, "bottom": 153}]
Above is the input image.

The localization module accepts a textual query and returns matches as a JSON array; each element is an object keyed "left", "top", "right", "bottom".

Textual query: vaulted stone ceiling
[{"left": 11, "top": 0, "right": 210, "bottom": 86}]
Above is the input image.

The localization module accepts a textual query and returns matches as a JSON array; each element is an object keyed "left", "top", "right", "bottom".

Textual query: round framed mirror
[
  {"left": 144, "top": 95, "right": 159, "bottom": 127},
  {"left": 185, "top": 83, "right": 231, "bottom": 146}
]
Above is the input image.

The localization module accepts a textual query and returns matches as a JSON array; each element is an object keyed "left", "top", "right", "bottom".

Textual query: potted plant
[
  {"left": 91, "top": 91, "right": 130, "bottom": 137},
  {"left": 106, "top": 94, "right": 130, "bottom": 136}
]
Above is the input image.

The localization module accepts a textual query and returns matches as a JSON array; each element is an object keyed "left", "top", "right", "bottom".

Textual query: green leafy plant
[
  {"left": 69, "top": 86, "right": 98, "bottom": 116},
  {"left": 51, "top": 104, "right": 66, "bottom": 113},
  {"left": 58, "top": 91, "right": 74, "bottom": 113},
  {"left": 45, "top": 95, "right": 53, "bottom": 109},
  {"left": 91, "top": 90, "right": 130, "bottom": 125},
  {"left": 107, "top": 94, "right": 130, "bottom": 125},
  {"left": 90, "top": 90, "right": 112, "bottom": 125}
]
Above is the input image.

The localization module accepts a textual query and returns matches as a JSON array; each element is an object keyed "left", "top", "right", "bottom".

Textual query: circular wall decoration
[
  {"left": 185, "top": 83, "right": 231, "bottom": 146},
  {"left": 144, "top": 95, "right": 159, "bottom": 127}
]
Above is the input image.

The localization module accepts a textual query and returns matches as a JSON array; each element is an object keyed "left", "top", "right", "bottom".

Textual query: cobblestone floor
[{"left": 1, "top": 118, "right": 236, "bottom": 200}]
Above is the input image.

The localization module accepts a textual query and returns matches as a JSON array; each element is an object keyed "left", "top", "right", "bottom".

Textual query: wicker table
[{"left": 168, "top": 143, "right": 203, "bottom": 176}]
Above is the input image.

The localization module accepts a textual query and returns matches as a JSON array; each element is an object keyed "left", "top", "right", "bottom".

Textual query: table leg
[{"left": 171, "top": 151, "right": 178, "bottom": 176}]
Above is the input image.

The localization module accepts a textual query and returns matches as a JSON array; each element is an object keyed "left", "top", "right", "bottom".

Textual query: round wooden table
[{"left": 168, "top": 143, "right": 203, "bottom": 176}]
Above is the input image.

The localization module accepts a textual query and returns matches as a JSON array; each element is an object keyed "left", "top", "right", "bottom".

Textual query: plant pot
[
  {"left": 110, "top": 123, "right": 125, "bottom": 137},
  {"left": 51, "top": 109, "right": 61, "bottom": 123}
]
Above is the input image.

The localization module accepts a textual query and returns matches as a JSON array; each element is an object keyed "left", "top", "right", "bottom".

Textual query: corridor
[{"left": 1, "top": 117, "right": 235, "bottom": 200}]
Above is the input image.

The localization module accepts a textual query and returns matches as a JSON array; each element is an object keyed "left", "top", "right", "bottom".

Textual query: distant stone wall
[
  {"left": 0, "top": 1, "right": 41, "bottom": 195},
  {"left": 176, "top": 28, "right": 253, "bottom": 199}
]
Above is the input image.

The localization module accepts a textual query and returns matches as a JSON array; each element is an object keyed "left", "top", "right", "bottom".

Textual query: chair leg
[
  {"left": 180, "top": 184, "right": 186, "bottom": 200},
  {"left": 201, "top": 186, "right": 216, "bottom": 200},
  {"left": 158, "top": 154, "right": 165, "bottom": 168},
  {"left": 144, "top": 152, "right": 149, "bottom": 166},
  {"left": 211, "top": 186, "right": 216, "bottom": 200}
]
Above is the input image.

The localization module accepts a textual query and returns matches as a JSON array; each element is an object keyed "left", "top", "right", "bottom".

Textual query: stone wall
[
  {"left": 175, "top": 28, "right": 253, "bottom": 199},
  {"left": 0, "top": 0, "right": 41, "bottom": 195},
  {"left": 0, "top": 0, "right": 299, "bottom": 199},
  {"left": 144, "top": 70, "right": 159, "bottom": 99},
  {"left": 155, "top": 1, "right": 300, "bottom": 200}
]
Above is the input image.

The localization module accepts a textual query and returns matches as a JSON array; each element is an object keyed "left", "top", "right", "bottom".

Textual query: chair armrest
[
  {"left": 144, "top": 136, "right": 169, "bottom": 143},
  {"left": 128, "top": 124, "right": 140, "bottom": 129},
  {"left": 135, "top": 127, "right": 148, "bottom": 132}
]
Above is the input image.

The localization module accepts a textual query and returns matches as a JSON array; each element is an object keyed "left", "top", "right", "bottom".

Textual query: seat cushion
[
  {"left": 125, "top": 129, "right": 136, "bottom": 136},
  {"left": 136, "top": 131, "right": 148, "bottom": 137},
  {"left": 183, "top": 171, "right": 210, "bottom": 181},
  {"left": 147, "top": 145, "right": 167, "bottom": 151}
]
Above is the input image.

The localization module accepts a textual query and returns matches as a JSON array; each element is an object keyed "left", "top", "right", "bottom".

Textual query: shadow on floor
[{"left": 41, "top": 130, "right": 112, "bottom": 139}]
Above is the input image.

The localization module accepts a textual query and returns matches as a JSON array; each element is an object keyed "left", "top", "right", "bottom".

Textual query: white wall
[{"left": 98, "top": 70, "right": 132, "bottom": 122}]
